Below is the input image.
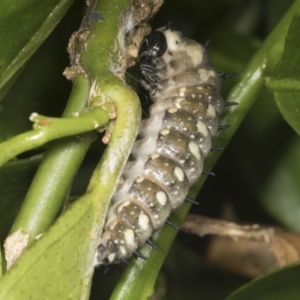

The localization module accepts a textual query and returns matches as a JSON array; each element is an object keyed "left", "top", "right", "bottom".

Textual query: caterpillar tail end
[{"left": 96, "top": 229, "right": 135, "bottom": 266}]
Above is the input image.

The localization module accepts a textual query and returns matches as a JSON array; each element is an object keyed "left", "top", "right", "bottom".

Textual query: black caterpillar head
[
  {"left": 138, "top": 24, "right": 184, "bottom": 60},
  {"left": 138, "top": 26, "right": 184, "bottom": 92},
  {"left": 138, "top": 30, "right": 167, "bottom": 64}
]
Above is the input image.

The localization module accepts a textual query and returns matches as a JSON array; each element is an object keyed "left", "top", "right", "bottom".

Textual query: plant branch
[
  {"left": 10, "top": 74, "right": 94, "bottom": 242},
  {"left": 0, "top": 107, "right": 109, "bottom": 168},
  {"left": 68, "top": 0, "right": 143, "bottom": 236}
]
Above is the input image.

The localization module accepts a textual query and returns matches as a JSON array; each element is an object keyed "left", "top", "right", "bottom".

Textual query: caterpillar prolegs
[{"left": 96, "top": 26, "right": 230, "bottom": 265}]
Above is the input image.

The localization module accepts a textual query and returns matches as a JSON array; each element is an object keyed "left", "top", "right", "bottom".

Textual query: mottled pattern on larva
[
  {"left": 132, "top": 129, "right": 204, "bottom": 184},
  {"left": 129, "top": 178, "right": 172, "bottom": 229},
  {"left": 158, "top": 85, "right": 225, "bottom": 116},
  {"left": 96, "top": 26, "right": 225, "bottom": 265}
]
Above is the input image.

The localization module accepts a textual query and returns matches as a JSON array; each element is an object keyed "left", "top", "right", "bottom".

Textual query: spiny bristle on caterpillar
[
  {"left": 211, "top": 147, "right": 224, "bottom": 152},
  {"left": 225, "top": 101, "right": 238, "bottom": 107},
  {"left": 218, "top": 124, "right": 231, "bottom": 131},
  {"left": 185, "top": 196, "right": 199, "bottom": 205},
  {"left": 146, "top": 238, "right": 160, "bottom": 251},
  {"left": 121, "top": 258, "right": 129, "bottom": 267},
  {"left": 204, "top": 39, "right": 212, "bottom": 47},
  {"left": 218, "top": 72, "right": 235, "bottom": 79},
  {"left": 202, "top": 170, "right": 216, "bottom": 177},
  {"left": 166, "top": 22, "right": 173, "bottom": 30},
  {"left": 133, "top": 251, "right": 148, "bottom": 261},
  {"left": 166, "top": 219, "right": 181, "bottom": 230},
  {"left": 96, "top": 25, "right": 229, "bottom": 266}
]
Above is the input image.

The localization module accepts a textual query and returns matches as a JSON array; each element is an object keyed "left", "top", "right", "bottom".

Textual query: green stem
[
  {"left": 76, "top": 1, "right": 141, "bottom": 221},
  {"left": 0, "top": 107, "right": 109, "bottom": 168},
  {"left": 11, "top": 74, "right": 95, "bottom": 241},
  {"left": 110, "top": 1, "right": 300, "bottom": 299}
]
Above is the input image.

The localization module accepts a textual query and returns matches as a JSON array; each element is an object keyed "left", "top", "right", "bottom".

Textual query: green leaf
[
  {"left": 0, "top": 194, "right": 102, "bottom": 300},
  {"left": 0, "top": 0, "right": 73, "bottom": 101},
  {"left": 228, "top": 87, "right": 300, "bottom": 231},
  {"left": 259, "top": 137, "right": 300, "bottom": 230},
  {"left": 226, "top": 262, "right": 300, "bottom": 300},
  {"left": 266, "top": 14, "right": 300, "bottom": 135},
  {"left": 0, "top": 155, "right": 41, "bottom": 242}
]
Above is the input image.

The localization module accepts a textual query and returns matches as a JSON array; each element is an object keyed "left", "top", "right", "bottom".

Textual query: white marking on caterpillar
[
  {"left": 108, "top": 219, "right": 118, "bottom": 230},
  {"left": 108, "top": 253, "right": 116, "bottom": 263},
  {"left": 117, "top": 200, "right": 131, "bottom": 214},
  {"left": 124, "top": 229, "right": 135, "bottom": 247},
  {"left": 207, "top": 104, "right": 216, "bottom": 118},
  {"left": 160, "top": 129, "right": 170, "bottom": 136},
  {"left": 188, "top": 141, "right": 201, "bottom": 160},
  {"left": 156, "top": 191, "right": 167, "bottom": 206},
  {"left": 196, "top": 121, "right": 209, "bottom": 137},
  {"left": 138, "top": 212, "right": 150, "bottom": 231},
  {"left": 136, "top": 177, "right": 144, "bottom": 183},
  {"left": 174, "top": 166, "right": 185, "bottom": 182},
  {"left": 168, "top": 108, "right": 177, "bottom": 113},
  {"left": 120, "top": 246, "right": 127, "bottom": 256}
]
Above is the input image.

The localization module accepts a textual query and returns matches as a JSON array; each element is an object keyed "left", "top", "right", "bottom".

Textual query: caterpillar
[{"left": 96, "top": 25, "right": 233, "bottom": 265}]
